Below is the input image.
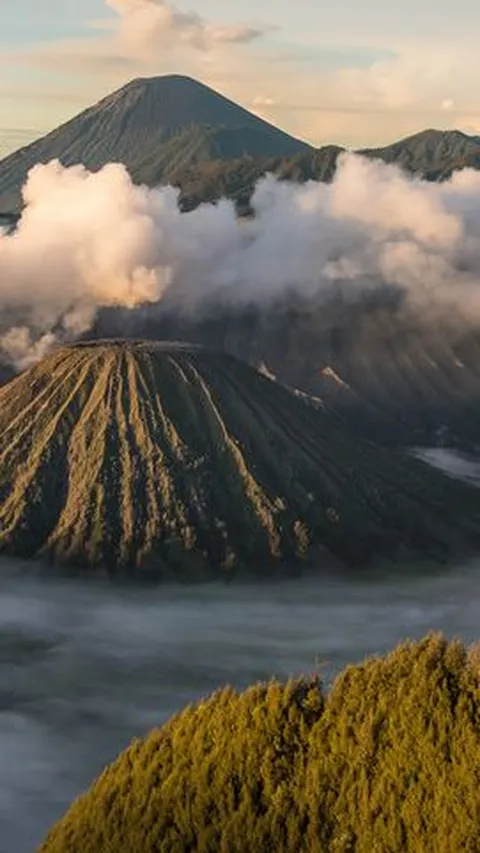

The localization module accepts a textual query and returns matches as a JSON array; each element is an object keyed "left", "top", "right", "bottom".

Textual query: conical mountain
[
  {"left": 0, "top": 75, "right": 310, "bottom": 212},
  {"left": 1, "top": 340, "right": 479, "bottom": 577}
]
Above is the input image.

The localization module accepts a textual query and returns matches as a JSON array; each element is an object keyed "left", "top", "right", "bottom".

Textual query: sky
[{"left": 1, "top": 0, "right": 480, "bottom": 157}]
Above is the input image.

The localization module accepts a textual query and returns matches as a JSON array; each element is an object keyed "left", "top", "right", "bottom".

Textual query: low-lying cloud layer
[{"left": 2, "top": 153, "right": 480, "bottom": 368}]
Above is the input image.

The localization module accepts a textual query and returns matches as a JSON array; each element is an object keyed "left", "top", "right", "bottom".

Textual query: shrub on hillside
[{"left": 39, "top": 634, "right": 480, "bottom": 852}]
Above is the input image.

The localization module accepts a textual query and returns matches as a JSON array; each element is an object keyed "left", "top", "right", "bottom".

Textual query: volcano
[
  {"left": 0, "top": 75, "right": 309, "bottom": 212},
  {"left": 1, "top": 340, "right": 479, "bottom": 577}
]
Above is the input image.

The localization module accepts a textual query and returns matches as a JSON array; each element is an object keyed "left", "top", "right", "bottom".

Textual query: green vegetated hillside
[
  {"left": 174, "top": 129, "right": 480, "bottom": 212},
  {"left": 171, "top": 145, "right": 344, "bottom": 212},
  {"left": 360, "top": 128, "right": 480, "bottom": 178},
  {"left": 1, "top": 340, "right": 480, "bottom": 576},
  {"left": 39, "top": 633, "right": 480, "bottom": 852}
]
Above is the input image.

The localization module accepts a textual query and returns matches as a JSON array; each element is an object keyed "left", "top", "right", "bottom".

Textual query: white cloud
[
  {"left": 250, "top": 94, "right": 278, "bottom": 121},
  {"left": 105, "top": 0, "right": 267, "bottom": 59},
  {"left": 5, "top": 154, "right": 480, "bottom": 367},
  {"left": 318, "top": 51, "right": 455, "bottom": 112},
  {"left": 252, "top": 95, "right": 277, "bottom": 108}
]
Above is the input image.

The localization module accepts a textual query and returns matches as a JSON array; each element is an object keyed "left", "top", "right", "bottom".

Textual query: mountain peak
[
  {"left": 0, "top": 75, "right": 309, "bottom": 212},
  {"left": 101, "top": 74, "right": 222, "bottom": 105},
  {"left": 359, "top": 126, "right": 480, "bottom": 175},
  {"left": 126, "top": 74, "right": 210, "bottom": 89}
]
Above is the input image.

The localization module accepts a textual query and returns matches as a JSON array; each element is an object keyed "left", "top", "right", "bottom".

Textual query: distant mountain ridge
[
  {"left": 360, "top": 128, "right": 480, "bottom": 175},
  {"left": 1, "top": 76, "right": 480, "bottom": 212},
  {"left": 174, "top": 129, "right": 480, "bottom": 212}
]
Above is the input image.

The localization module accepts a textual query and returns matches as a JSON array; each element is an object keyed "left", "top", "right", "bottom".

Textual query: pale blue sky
[{"left": 0, "top": 0, "right": 479, "bottom": 155}]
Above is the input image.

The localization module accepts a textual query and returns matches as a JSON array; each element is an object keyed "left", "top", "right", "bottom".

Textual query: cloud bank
[{"left": 2, "top": 153, "right": 480, "bottom": 368}]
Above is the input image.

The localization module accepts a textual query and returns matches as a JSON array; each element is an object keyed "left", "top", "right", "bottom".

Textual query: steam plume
[{"left": 2, "top": 152, "right": 480, "bottom": 368}]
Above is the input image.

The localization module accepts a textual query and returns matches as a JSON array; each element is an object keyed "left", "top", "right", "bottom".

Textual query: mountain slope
[
  {"left": 1, "top": 340, "right": 480, "bottom": 576},
  {"left": 360, "top": 128, "right": 480, "bottom": 177},
  {"left": 167, "top": 131, "right": 480, "bottom": 211},
  {"left": 0, "top": 365, "right": 14, "bottom": 386},
  {"left": 39, "top": 636, "right": 480, "bottom": 853},
  {"left": 131, "top": 300, "right": 480, "bottom": 450},
  {"left": 171, "top": 145, "right": 344, "bottom": 212},
  {"left": 0, "top": 75, "right": 310, "bottom": 212}
]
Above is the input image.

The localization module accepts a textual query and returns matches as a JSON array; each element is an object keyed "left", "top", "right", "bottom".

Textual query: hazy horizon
[
  {"left": 0, "top": 72, "right": 476, "bottom": 164},
  {"left": 1, "top": 0, "right": 480, "bottom": 157}
]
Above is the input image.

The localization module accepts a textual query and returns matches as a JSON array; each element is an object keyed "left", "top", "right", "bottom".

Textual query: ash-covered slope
[
  {"left": 0, "top": 75, "right": 309, "bottom": 212},
  {"left": 0, "top": 364, "right": 13, "bottom": 386},
  {"left": 1, "top": 341, "right": 480, "bottom": 576},
  {"left": 124, "top": 298, "right": 480, "bottom": 451}
]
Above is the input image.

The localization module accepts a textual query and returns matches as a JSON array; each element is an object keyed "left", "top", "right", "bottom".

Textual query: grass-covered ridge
[
  {"left": 1, "top": 340, "right": 480, "bottom": 576},
  {"left": 39, "top": 633, "right": 480, "bottom": 852}
]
